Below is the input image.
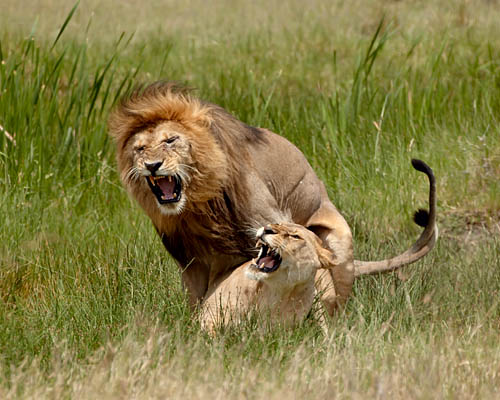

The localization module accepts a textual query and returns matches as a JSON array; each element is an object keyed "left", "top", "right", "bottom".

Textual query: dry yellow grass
[
  {"left": 1, "top": 1, "right": 500, "bottom": 399},
  {"left": 3, "top": 0, "right": 500, "bottom": 44},
  {"left": 2, "top": 321, "right": 500, "bottom": 399}
]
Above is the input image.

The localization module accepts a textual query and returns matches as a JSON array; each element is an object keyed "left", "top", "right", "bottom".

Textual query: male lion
[
  {"left": 201, "top": 222, "right": 336, "bottom": 333},
  {"left": 108, "top": 82, "right": 437, "bottom": 315}
]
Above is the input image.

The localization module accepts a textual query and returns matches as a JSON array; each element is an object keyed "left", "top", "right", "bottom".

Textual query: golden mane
[
  {"left": 108, "top": 82, "right": 212, "bottom": 151},
  {"left": 108, "top": 81, "right": 437, "bottom": 312},
  {"left": 108, "top": 81, "right": 267, "bottom": 257},
  {"left": 108, "top": 81, "right": 265, "bottom": 158}
]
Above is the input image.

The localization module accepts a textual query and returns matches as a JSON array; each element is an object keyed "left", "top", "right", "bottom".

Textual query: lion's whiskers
[
  {"left": 123, "top": 166, "right": 141, "bottom": 184},
  {"left": 177, "top": 163, "right": 196, "bottom": 172},
  {"left": 176, "top": 165, "right": 194, "bottom": 184}
]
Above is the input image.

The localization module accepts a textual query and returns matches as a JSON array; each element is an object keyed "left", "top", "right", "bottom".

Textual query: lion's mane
[{"left": 108, "top": 82, "right": 266, "bottom": 258}]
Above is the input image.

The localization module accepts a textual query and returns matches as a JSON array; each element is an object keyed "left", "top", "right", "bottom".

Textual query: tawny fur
[
  {"left": 109, "top": 83, "right": 264, "bottom": 258},
  {"left": 200, "top": 223, "right": 335, "bottom": 334},
  {"left": 108, "top": 81, "right": 437, "bottom": 313}
]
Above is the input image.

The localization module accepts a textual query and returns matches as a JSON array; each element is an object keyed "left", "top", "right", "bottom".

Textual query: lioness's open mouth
[
  {"left": 252, "top": 242, "right": 282, "bottom": 273},
  {"left": 146, "top": 175, "right": 182, "bottom": 204}
]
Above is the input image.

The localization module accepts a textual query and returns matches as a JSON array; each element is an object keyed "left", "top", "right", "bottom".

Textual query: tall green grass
[{"left": 0, "top": 0, "right": 499, "bottom": 397}]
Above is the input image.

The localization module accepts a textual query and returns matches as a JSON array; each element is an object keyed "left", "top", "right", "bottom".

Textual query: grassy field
[{"left": 1, "top": 0, "right": 499, "bottom": 398}]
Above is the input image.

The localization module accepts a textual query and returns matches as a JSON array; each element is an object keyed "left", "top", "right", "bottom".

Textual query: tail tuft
[{"left": 413, "top": 208, "right": 429, "bottom": 227}]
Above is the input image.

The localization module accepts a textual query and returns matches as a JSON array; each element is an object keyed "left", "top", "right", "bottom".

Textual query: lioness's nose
[{"left": 145, "top": 161, "right": 163, "bottom": 174}]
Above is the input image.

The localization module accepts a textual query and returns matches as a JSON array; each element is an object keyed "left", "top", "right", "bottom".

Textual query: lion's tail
[{"left": 354, "top": 159, "right": 438, "bottom": 277}]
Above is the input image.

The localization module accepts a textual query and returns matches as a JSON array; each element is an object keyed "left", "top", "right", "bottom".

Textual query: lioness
[
  {"left": 201, "top": 223, "right": 335, "bottom": 333},
  {"left": 109, "top": 82, "right": 437, "bottom": 315}
]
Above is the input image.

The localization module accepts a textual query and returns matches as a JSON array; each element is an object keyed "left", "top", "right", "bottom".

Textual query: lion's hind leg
[{"left": 307, "top": 202, "right": 355, "bottom": 316}]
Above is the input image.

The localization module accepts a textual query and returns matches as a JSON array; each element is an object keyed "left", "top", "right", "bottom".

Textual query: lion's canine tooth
[
  {"left": 173, "top": 192, "right": 177, "bottom": 198},
  {"left": 168, "top": 176, "right": 172, "bottom": 182},
  {"left": 257, "top": 246, "right": 264, "bottom": 259},
  {"left": 148, "top": 176, "right": 155, "bottom": 185}
]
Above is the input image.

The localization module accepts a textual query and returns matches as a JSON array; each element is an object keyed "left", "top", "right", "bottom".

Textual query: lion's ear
[{"left": 316, "top": 245, "right": 337, "bottom": 269}]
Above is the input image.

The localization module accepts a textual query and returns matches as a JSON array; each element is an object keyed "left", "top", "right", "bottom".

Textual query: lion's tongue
[
  {"left": 258, "top": 256, "right": 277, "bottom": 269},
  {"left": 157, "top": 178, "right": 175, "bottom": 199}
]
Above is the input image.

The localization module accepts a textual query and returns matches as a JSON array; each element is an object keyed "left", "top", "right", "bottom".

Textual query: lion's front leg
[
  {"left": 180, "top": 260, "right": 210, "bottom": 309},
  {"left": 307, "top": 202, "right": 355, "bottom": 317}
]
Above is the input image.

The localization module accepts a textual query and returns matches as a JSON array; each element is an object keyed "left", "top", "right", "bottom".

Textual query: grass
[{"left": 0, "top": 0, "right": 499, "bottom": 398}]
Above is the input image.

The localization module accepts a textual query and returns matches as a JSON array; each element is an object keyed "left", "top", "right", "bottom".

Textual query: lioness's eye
[{"left": 164, "top": 136, "right": 179, "bottom": 144}]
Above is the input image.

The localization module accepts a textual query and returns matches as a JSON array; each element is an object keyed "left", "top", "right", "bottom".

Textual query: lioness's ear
[{"left": 316, "top": 245, "right": 337, "bottom": 269}]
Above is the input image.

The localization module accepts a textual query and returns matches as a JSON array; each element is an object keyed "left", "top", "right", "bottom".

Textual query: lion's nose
[{"left": 145, "top": 161, "right": 163, "bottom": 174}]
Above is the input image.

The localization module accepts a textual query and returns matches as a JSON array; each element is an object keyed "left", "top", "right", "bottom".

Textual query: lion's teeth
[
  {"left": 168, "top": 176, "right": 172, "bottom": 182},
  {"left": 257, "top": 247, "right": 264, "bottom": 259},
  {"left": 173, "top": 192, "right": 177, "bottom": 198},
  {"left": 148, "top": 176, "right": 155, "bottom": 185}
]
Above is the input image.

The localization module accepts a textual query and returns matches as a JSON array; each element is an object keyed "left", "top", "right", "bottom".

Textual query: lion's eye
[
  {"left": 135, "top": 145, "right": 145, "bottom": 153},
  {"left": 164, "top": 136, "right": 179, "bottom": 145},
  {"left": 290, "top": 234, "right": 301, "bottom": 239}
]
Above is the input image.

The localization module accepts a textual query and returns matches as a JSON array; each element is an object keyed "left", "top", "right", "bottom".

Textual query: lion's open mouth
[
  {"left": 253, "top": 242, "right": 282, "bottom": 273},
  {"left": 146, "top": 175, "right": 182, "bottom": 204}
]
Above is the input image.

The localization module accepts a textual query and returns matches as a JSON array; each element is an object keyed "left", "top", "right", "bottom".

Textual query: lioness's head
[
  {"left": 109, "top": 83, "right": 229, "bottom": 216},
  {"left": 246, "top": 223, "right": 335, "bottom": 285}
]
